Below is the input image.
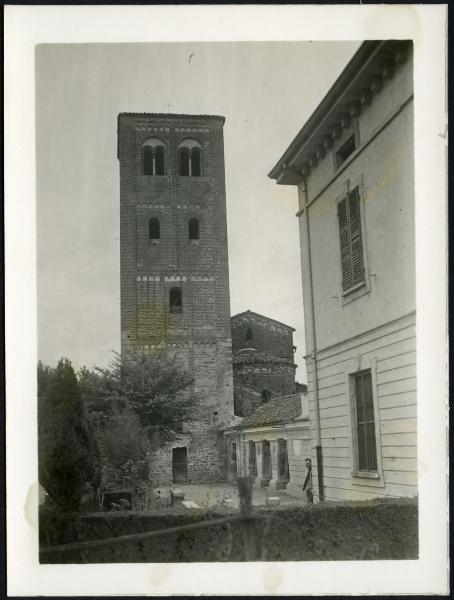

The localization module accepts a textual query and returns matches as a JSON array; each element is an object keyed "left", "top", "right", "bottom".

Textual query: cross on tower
[{"left": 165, "top": 101, "right": 173, "bottom": 113}]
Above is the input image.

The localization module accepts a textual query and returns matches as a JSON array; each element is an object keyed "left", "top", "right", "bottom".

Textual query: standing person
[{"left": 303, "top": 458, "right": 313, "bottom": 503}]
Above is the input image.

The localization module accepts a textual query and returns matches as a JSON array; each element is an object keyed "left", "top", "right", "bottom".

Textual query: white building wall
[
  {"left": 306, "top": 313, "right": 417, "bottom": 501},
  {"left": 297, "top": 52, "right": 416, "bottom": 501}
]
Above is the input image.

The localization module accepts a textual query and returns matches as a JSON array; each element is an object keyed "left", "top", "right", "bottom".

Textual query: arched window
[
  {"left": 261, "top": 390, "right": 271, "bottom": 404},
  {"left": 149, "top": 217, "right": 160, "bottom": 240},
  {"left": 189, "top": 218, "right": 200, "bottom": 240},
  {"left": 169, "top": 287, "right": 182, "bottom": 313},
  {"left": 246, "top": 327, "right": 253, "bottom": 341},
  {"left": 178, "top": 139, "right": 202, "bottom": 176},
  {"left": 141, "top": 138, "right": 166, "bottom": 175}
]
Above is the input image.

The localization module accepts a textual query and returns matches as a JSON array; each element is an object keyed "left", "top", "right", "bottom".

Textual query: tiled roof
[
  {"left": 232, "top": 348, "right": 295, "bottom": 367},
  {"left": 231, "top": 393, "right": 302, "bottom": 429}
]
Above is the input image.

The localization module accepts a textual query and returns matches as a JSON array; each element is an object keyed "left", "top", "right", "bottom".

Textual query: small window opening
[
  {"left": 189, "top": 218, "right": 200, "bottom": 240},
  {"left": 169, "top": 287, "right": 182, "bottom": 313},
  {"left": 335, "top": 134, "right": 356, "bottom": 169},
  {"left": 246, "top": 327, "right": 253, "bottom": 341},
  {"left": 149, "top": 217, "right": 160, "bottom": 240}
]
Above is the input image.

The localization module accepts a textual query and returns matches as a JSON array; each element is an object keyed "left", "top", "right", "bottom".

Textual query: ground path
[{"left": 153, "top": 482, "right": 308, "bottom": 510}]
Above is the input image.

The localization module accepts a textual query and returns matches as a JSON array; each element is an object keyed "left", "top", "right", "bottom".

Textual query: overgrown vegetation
[{"left": 38, "top": 350, "right": 196, "bottom": 537}]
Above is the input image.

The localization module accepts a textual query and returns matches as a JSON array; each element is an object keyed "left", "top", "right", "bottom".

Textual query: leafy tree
[
  {"left": 38, "top": 358, "right": 101, "bottom": 514},
  {"left": 93, "top": 351, "right": 196, "bottom": 441}
]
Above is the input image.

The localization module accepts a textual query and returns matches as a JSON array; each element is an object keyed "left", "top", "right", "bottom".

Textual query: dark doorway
[{"left": 172, "top": 447, "right": 188, "bottom": 483}]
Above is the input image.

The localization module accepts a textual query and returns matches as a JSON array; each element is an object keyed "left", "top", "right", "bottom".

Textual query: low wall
[{"left": 40, "top": 497, "right": 418, "bottom": 563}]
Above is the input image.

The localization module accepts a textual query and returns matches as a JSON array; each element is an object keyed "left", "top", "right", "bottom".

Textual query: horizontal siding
[
  {"left": 384, "top": 470, "right": 417, "bottom": 486},
  {"left": 379, "top": 404, "right": 416, "bottom": 421},
  {"left": 317, "top": 395, "right": 347, "bottom": 410},
  {"left": 310, "top": 318, "right": 417, "bottom": 502},
  {"left": 377, "top": 363, "right": 416, "bottom": 385},
  {"left": 318, "top": 437, "right": 351, "bottom": 449},
  {"left": 321, "top": 455, "right": 352, "bottom": 469},
  {"left": 380, "top": 418, "right": 417, "bottom": 435},
  {"left": 317, "top": 317, "right": 415, "bottom": 366},
  {"left": 320, "top": 426, "right": 349, "bottom": 439},
  {"left": 324, "top": 482, "right": 416, "bottom": 501},
  {"left": 378, "top": 377, "right": 416, "bottom": 396},
  {"left": 321, "top": 447, "right": 351, "bottom": 458},
  {"left": 379, "top": 390, "right": 416, "bottom": 409},
  {"left": 318, "top": 385, "right": 346, "bottom": 401},
  {"left": 317, "top": 371, "right": 345, "bottom": 389},
  {"left": 381, "top": 445, "right": 417, "bottom": 458},
  {"left": 381, "top": 432, "right": 417, "bottom": 446},
  {"left": 319, "top": 404, "right": 348, "bottom": 418},
  {"left": 320, "top": 415, "right": 350, "bottom": 429},
  {"left": 382, "top": 457, "right": 417, "bottom": 472},
  {"left": 377, "top": 349, "right": 416, "bottom": 372}
]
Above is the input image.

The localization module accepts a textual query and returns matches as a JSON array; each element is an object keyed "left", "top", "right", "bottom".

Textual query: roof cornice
[{"left": 269, "top": 40, "right": 412, "bottom": 185}]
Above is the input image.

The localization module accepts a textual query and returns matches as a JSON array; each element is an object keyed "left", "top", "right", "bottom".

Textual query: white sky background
[{"left": 36, "top": 41, "right": 360, "bottom": 380}]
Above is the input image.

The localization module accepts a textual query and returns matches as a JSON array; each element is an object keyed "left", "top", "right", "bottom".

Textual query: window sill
[
  {"left": 352, "top": 470, "right": 385, "bottom": 488},
  {"left": 190, "top": 239, "right": 200, "bottom": 247},
  {"left": 150, "top": 240, "right": 161, "bottom": 246},
  {"left": 140, "top": 174, "right": 168, "bottom": 178},
  {"left": 340, "top": 279, "right": 370, "bottom": 306},
  {"left": 352, "top": 470, "right": 380, "bottom": 479}
]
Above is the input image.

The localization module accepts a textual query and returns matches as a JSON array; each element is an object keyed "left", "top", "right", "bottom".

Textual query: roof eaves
[{"left": 268, "top": 40, "right": 385, "bottom": 182}]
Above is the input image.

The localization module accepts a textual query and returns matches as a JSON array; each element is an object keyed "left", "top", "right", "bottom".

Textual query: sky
[{"left": 36, "top": 41, "right": 360, "bottom": 379}]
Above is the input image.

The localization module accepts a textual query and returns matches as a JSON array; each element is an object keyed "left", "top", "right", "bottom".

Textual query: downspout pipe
[{"left": 299, "top": 176, "right": 324, "bottom": 502}]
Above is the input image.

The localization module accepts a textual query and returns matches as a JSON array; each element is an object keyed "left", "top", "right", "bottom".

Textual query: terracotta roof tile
[{"left": 233, "top": 393, "right": 302, "bottom": 429}]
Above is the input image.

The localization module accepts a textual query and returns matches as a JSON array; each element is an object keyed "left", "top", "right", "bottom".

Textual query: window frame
[
  {"left": 169, "top": 287, "right": 183, "bottom": 314},
  {"left": 345, "top": 357, "right": 384, "bottom": 486},
  {"left": 140, "top": 138, "right": 167, "bottom": 176},
  {"left": 148, "top": 216, "right": 160, "bottom": 243},
  {"left": 188, "top": 217, "right": 200, "bottom": 243},
  {"left": 177, "top": 139, "right": 203, "bottom": 177},
  {"left": 335, "top": 176, "right": 371, "bottom": 305}
]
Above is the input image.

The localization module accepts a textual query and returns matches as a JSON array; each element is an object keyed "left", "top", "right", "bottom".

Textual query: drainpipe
[{"left": 299, "top": 176, "right": 324, "bottom": 502}]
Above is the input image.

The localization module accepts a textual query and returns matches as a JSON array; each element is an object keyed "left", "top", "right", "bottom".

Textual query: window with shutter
[
  {"left": 353, "top": 370, "right": 378, "bottom": 472},
  {"left": 337, "top": 186, "right": 365, "bottom": 292}
]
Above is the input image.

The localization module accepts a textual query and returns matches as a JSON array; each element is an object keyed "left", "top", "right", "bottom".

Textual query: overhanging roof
[{"left": 268, "top": 40, "right": 412, "bottom": 185}]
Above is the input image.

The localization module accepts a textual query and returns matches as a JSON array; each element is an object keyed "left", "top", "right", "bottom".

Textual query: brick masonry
[
  {"left": 231, "top": 311, "right": 297, "bottom": 416},
  {"left": 118, "top": 113, "right": 234, "bottom": 485}
]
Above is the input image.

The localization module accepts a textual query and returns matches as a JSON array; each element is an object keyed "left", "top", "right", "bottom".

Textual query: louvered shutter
[
  {"left": 337, "top": 186, "right": 365, "bottom": 292},
  {"left": 348, "top": 187, "right": 364, "bottom": 286},
  {"left": 337, "top": 197, "right": 353, "bottom": 291}
]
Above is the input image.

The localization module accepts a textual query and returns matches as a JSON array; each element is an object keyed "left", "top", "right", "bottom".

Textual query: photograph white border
[{"left": 5, "top": 4, "right": 448, "bottom": 596}]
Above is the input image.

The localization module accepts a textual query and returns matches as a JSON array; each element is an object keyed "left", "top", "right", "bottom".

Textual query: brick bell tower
[{"left": 117, "top": 113, "right": 234, "bottom": 484}]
